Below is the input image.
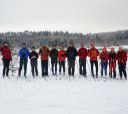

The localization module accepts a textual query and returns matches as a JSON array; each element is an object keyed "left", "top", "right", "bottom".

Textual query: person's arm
[
  {"left": 75, "top": 48, "right": 77, "bottom": 57},
  {"left": 29, "top": 52, "right": 32, "bottom": 59},
  {"left": 39, "top": 49, "right": 42, "bottom": 55},
  {"left": 97, "top": 49, "right": 100, "bottom": 56},
  {"left": 85, "top": 49, "right": 88, "bottom": 58},
  {"left": 0, "top": 45, "right": 3, "bottom": 51},
  {"left": 124, "top": 51, "right": 127, "bottom": 62},
  {"left": 36, "top": 52, "right": 39, "bottom": 59},
  {"left": 77, "top": 49, "right": 80, "bottom": 57},
  {"left": 9, "top": 48, "right": 12, "bottom": 61},
  {"left": 18, "top": 49, "right": 22, "bottom": 57},
  {"left": 66, "top": 48, "right": 69, "bottom": 57},
  {"left": 27, "top": 49, "right": 30, "bottom": 57}
]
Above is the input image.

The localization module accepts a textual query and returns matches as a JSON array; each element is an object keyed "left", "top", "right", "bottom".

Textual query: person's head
[
  {"left": 119, "top": 47, "right": 123, "bottom": 52},
  {"left": 52, "top": 45, "right": 56, "bottom": 49},
  {"left": 102, "top": 47, "right": 107, "bottom": 52},
  {"left": 69, "top": 42, "right": 74, "bottom": 47},
  {"left": 90, "top": 43, "right": 95, "bottom": 48},
  {"left": 60, "top": 45, "right": 64, "bottom": 50},
  {"left": 22, "top": 43, "right": 26, "bottom": 48},
  {"left": 31, "top": 47, "right": 35, "bottom": 52},
  {"left": 111, "top": 47, "right": 114, "bottom": 52},
  {"left": 3, "top": 42, "right": 8, "bottom": 47},
  {"left": 80, "top": 43, "right": 84, "bottom": 48}
]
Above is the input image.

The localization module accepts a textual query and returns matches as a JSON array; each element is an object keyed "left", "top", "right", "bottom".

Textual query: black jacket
[
  {"left": 66, "top": 47, "right": 77, "bottom": 60},
  {"left": 29, "top": 51, "right": 38, "bottom": 60},
  {"left": 50, "top": 49, "right": 58, "bottom": 60}
]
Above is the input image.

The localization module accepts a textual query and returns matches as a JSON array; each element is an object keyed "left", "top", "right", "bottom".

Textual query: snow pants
[
  {"left": 3, "top": 59, "right": 10, "bottom": 77},
  {"left": 59, "top": 61, "right": 65, "bottom": 74},
  {"left": 18, "top": 58, "right": 28, "bottom": 77},
  {"left": 118, "top": 63, "right": 127, "bottom": 79},
  {"left": 109, "top": 61, "right": 116, "bottom": 78},
  {"left": 68, "top": 59, "right": 75, "bottom": 76},
  {"left": 41, "top": 60, "right": 48, "bottom": 76},
  {"left": 79, "top": 59, "right": 86, "bottom": 76},
  {"left": 30, "top": 59, "right": 38, "bottom": 77},
  {"left": 90, "top": 60, "right": 98, "bottom": 78},
  {"left": 101, "top": 61, "right": 108, "bottom": 76}
]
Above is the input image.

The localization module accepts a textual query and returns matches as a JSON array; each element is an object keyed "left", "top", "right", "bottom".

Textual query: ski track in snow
[{"left": 0, "top": 47, "right": 128, "bottom": 114}]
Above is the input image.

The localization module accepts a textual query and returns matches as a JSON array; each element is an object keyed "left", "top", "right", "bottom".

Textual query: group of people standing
[{"left": 0, "top": 41, "right": 127, "bottom": 80}]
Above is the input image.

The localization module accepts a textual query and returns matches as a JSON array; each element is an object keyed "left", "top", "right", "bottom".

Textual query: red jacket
[
  {"left": 77, "top": 48, "right": 88, "bottom": 59},
  {"left": 0, "top": 46, "right": 12, "bottom": 60},
  {"left": 88, "top": 48, "right": 99, "bottom": 61},
  {"left": 58, "top": 50, "right": 66, "bottom": 62},
  {"left": 116, "top": 50, "right": 127, "bottom": 64},
  {"left": 100, "top": 51, "right": 109, "bottom": 62},
  {"left": 39, "top": 46, "right": 49, "bottom": 60}
]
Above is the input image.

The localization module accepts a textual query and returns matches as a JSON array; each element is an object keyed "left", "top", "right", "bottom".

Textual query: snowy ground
[{"left": 0, "top": 46, "right": 128, "bottom": 114}]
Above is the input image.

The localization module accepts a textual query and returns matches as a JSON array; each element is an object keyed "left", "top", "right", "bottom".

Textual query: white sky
[{"left": 0, "top": 0, "right": 128, "bottom": 34}]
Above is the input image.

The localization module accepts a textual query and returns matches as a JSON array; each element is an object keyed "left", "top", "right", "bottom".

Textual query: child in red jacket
[
  {"left": 100, "top": 47, "right": 109, "bottom": 77},
  {"left": 0, "top": 42, "right": 12, "bottom": 78},
  {"left": 58, "top": 45, "right": 66, "bottom": 75},
  {"left": 88, "top": 43, "right": 99, "bottom": 78},
  {"left": 77, "top": 43, "right": 88, "bottom": 77},
  {"left": 116, "top": 47, "right": 127, "bottom": 79}
]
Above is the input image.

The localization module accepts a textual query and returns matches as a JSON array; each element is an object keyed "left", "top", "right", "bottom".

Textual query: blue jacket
[{"left": 18, "top": 48, "right": 29, "bottom": 59}]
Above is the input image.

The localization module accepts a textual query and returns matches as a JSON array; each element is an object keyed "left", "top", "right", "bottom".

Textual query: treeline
[{"left": 0, "top": 30, "right": 128, "bottom": 48}]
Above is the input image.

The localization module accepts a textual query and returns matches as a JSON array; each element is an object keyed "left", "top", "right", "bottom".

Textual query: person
[
  {"left": 58, "top": 45, "right": 66, "bottom": 75},
  {"left": 18, "top": 43, "right": 29, "bottom": 78},
  {"left": 0, "top": 42, "right": 12, "bottom": 78},
  {"left": 66, "top": 41, "right": 77, "bottom": 77},
  {"left": 39, "top": 45, "right": 50, "bottom": 76},
  {"left": 100, "top": 47, "right": 109, "bottom": 77},
  {"left": 77, "top": 43, "right": 88, "bottom": 77},
  {"left": 49, "top": 45, "right": 58, "bottom": 75},
  {"left": 88, "top": 43, "right": 99, "bottom": 78},
  {"left": 29, "top": 47, "right": 38, "bottom": 77},
  {"left": 116, "top": 47, "right": 127, "bottom": 80},
  {"left": 109, "top": 48, "right": 117, "bottom": 79}
]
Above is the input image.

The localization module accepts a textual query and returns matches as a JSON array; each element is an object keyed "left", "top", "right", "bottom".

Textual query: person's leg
[
  {"left": 113, "top": 62, "right": 116, "bottom": 79},
  {"left": 95, "top": 60, "right": 98, "bottom": 77},
  {"left": 101, "top": 62, "right": 104, "bottom": 76},
  {"left": 45, "top": 60, "right": 48, "bottom": 76},
  {"left": 68, "top": 60, "right": 71, "bottom": 76},
  {"left": 34, "top": 60, "right": 38, "bottom": 76},
  {"left": 2, "top": 59, "right": 6, "bottom": 77},
  {"left": 122, "top": 64, "right": 127, "bottom": 79},
  {"left": 104, "top": 62, "right": 108, "bottom": 76},
  {"left": 83, "top": 59, "right": 86, "bottom": 76},
  {"left": 72, "top": 60, "right": 75, "bottom": 76},
  {"left": 24, "top": 59, "right": 28, "bottom": 77},
  {"left": 41, "top": 60, "right": 44, "bottom": 76},
  {"left": 18, "top": 58, "right": 23, "bottom": 76},
  {"left": 90, "top": 60, "right": 94, "bottom": 77},
  {"left": 55, "top": 60, "right": 57, "bottom": 75},
  {"left": 79, "top": 59, "right": 83, "bottom": 75},
  {"left": 6, "top": 60, "right": 10, "bottom": 77},
  {"left": 62, "top": 61, "right": 65, "bottom": 74},
  {"left": 118, "top": 64, "right": 122, "bottom": 79},
  {"left": 59, "top": 61, "right": 61, "bottom": 74},
  {"left": 109, "top": 62, "right": 112, "bottom": 78},
  {"left": 51, "top": 60, "right": 54, "bottom": 74},
  {"left": 31, "top": 60, "right": 34, "bottom": 76}
]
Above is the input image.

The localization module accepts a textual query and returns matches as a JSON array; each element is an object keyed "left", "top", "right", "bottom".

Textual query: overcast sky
[{"left": 0, "top": 0, "right": 128, "bottom": 34}]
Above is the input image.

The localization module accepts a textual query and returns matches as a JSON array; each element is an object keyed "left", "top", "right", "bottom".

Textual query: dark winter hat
[
  {"left": 22, "top": 43, "right": 26, "bottom": 46},
  {"left": 69, "top": 41, "right": 74, "bottom": 45},
  {"left": 3, "top": 41, "right": 8, "bottom": 44},
  {"left": 31, "top": 46, "right": 35, "bottom": 49}
]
